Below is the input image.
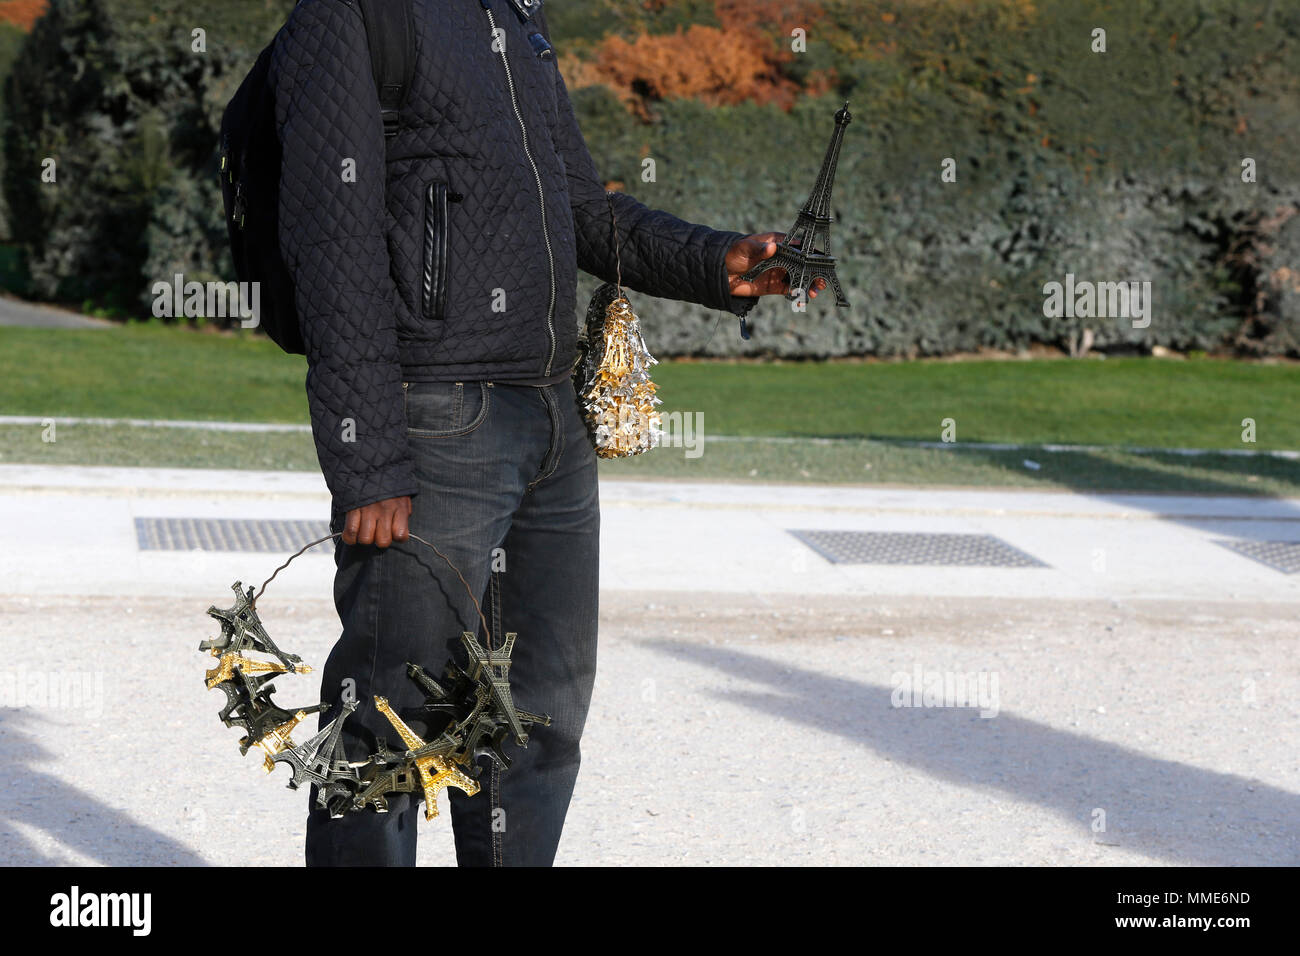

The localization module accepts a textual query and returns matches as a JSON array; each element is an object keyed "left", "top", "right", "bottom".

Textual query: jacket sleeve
[
  {"left": 271, "top": 0, "right": 416, "bottom": 513},
  {"left": 537, "top": 13, "right": 759, "bottom": 319}
]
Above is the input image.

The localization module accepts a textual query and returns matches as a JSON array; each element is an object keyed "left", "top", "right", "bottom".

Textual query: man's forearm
[{"left": 577, "top": 186, "right": 759, "bottom": 314}]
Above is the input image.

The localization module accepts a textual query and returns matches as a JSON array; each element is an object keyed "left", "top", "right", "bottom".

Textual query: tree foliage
[{"left": 2, "top": 0, "right": 292, "bottom": 308}]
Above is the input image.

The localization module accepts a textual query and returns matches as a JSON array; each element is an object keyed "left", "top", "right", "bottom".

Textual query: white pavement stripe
[
  {"left": 704, "top": 434, "right": 1300, "bottom": 459},
  {"left": 0, "top": 464, "right": 1298, "bottom": 520},
  {"left": 2, "top": 415, "right": 1295, "bottom": 459}
]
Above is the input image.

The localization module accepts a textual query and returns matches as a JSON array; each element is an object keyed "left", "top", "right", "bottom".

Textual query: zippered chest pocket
[{"left": 422, "top": 182, "right": 462, "bottom": 321}]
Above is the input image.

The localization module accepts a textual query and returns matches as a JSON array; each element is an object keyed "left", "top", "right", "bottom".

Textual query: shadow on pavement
[
  {"left": 0, "top": 709, "right": 209, "bottom": 866},
  {"left": 649, "top": 640, "right": 1299, "bottom": 866},
  {"left": 945, "top": 442, "right": 1300, "bottom": 545}
]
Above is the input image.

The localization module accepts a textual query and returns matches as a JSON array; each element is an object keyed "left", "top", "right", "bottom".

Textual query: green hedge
[
  {"left": 576, "top": 0, "right": 1300, "bottom": 358},
  {"left": 0, "top": 19, "right": 26, "bottom": 243},
  {"left": 2, "top": 0, "right": 292, "bottom": 311}
]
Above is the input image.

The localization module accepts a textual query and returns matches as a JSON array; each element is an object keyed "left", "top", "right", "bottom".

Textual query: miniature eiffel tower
[
  {"left": 374, "top": 696, "right": 480, "bottom": 819},
  {"left": 739, "top": 101, "right": 852, "bottom": 337},
  {"left": 460, "top": 631, "right": 532, "bottom": 745},
  {"left": 271, "top": 699, "right": 359, "bottom": 790},
  {"left": 204, "top": 582, "right": 303, "bottom": 672}
]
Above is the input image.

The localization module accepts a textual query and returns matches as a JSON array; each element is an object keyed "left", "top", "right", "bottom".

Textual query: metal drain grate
[
  {"left": 1213, "top": 539, "right": 1300, "bottom": 575},
  {"left": 135, "top": 517, "right": 331, "bottom": 553},
  {"left": 789, "top": 529, "right": 1049, "bottom": 567}
]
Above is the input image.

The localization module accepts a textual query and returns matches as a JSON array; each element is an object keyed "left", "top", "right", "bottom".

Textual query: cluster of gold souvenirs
[
  {"left": 578, "top": 295, "right": 662, "bottom": 458},
  {"left": 201, "top": 583, "right": 537, "bottom": 822},
  {"left": 204, "top": 645, "right": 484, "bottom": 819}
]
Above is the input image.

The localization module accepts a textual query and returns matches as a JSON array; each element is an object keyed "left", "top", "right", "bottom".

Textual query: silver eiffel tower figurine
[{"left": 740, "top": 101, "right": 852, "bottom": 337}]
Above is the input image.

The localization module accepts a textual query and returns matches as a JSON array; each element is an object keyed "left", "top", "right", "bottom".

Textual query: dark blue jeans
[{"left": 304, "top": 379, "right": 600, "bottom": 866}]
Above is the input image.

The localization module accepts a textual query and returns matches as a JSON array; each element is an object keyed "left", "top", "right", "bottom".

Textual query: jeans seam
[
  {"left": 362, "top": 546, "right": 383, "bottom": 810},
  {"left": 490, "top": 569, "right": 503, "bottom": 866},
  {"left": 526, "top": 385, "right": 563, "bottom": 490},
  {"left": 490, "top": 569, "right": 502, "bottom": 642},
  {"left": 491, "top": 762, "right": 503, "bottom": 866}
]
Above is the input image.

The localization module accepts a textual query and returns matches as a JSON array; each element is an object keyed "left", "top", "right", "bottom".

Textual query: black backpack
[{"left": 218, "top": 0, "right": 416, "bottom": 354}]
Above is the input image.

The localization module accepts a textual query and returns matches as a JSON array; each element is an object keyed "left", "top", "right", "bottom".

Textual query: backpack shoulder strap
[{"left": 354, "top": 0, "right": 416, "bottom": 138}]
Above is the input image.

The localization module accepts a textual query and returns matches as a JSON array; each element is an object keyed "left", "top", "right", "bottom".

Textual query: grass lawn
[
  {"left": 2, "top": 322, "right": 1297, "bottom": 494},
  {"left": 3, "top": 323, "right": 308, "bottom": 422},
  {"left": 653, "top": 358, "right": 1300, "bottom": 451}
]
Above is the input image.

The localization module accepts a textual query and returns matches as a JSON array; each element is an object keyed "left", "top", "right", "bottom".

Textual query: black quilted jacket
[{"left": 270, "top": 0, "right": 758, "bottom": 512}]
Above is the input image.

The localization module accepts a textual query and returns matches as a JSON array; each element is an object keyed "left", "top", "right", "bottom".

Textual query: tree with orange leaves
[
  {"left": 588, "top": 0, "right": 832, "bottom": 117},
  {"left": 0, "top": 0, "right": 47, "bottom": 32}
]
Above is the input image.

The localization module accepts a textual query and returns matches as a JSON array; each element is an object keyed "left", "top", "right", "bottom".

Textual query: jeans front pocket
[{"left": 405, "top": 381, "right": 491, "bottom": 438}]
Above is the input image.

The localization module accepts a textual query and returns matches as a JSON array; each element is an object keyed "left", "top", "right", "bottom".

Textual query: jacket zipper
[
  {"left": 423, "top": 181, "right": 450, "bottom": 321},
  {"left": 479, "top": 0, "right": 558, "bottom": 376}
]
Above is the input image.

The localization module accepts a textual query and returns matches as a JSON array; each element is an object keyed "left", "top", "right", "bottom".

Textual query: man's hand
[
  {"left": 343, "top": 496, "right": 412, "bottom": 548},
  {"left": 726, "top": 231, "right": 829, "bottom": 299}
]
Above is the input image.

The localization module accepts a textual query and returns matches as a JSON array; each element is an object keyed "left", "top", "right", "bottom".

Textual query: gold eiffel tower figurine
[
  {"left": 374, "top": 696, "right": 480, "bottom": 819},
  {"left": 204, "top": 651, "right": 311, "bottom": 689},
  {"left": 250, "top": 709, "right": 311, "bottom": 772}
]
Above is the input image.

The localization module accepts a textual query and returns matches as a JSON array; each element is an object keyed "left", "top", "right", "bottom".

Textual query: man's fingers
[
  {"left": 729, "top": 231, "right": 831, "bottom": 300},
  {"left": 733, "top": 276, "right": 772, "bottom": 297},
  {"left": 744, "top": 233, "right": 782, "bottom": 264},
  {"left": 342, "top": 497, "right": 413, "bottom": 548},
  {"left": 356, "top": 511, "right": 377, "bottom": 546},
  {"left": 374, "top": 514, "right": 393, "bottom": 549},
  {"left": 736, "top": 271, "right": 828, "bottom": 299},
  {"left": 392, "top": 503, "right": 411, "bottom": 542}
]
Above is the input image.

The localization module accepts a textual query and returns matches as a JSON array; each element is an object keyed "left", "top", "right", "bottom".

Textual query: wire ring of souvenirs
[{"left": 199, "top": 532, "right": 549, "bottom": 821}]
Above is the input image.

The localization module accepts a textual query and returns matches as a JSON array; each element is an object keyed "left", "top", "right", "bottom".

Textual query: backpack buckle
[
  {"left": 507, "top": 0, "right": 543, "bottom": 23},
  {"left": 232, "top": 182, "right": 247, "bottom": 230}
]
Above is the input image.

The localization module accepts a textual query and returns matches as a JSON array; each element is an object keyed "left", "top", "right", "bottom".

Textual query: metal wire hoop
[{"left": 250, "top": 532, "right": 494, "bottom": 650}]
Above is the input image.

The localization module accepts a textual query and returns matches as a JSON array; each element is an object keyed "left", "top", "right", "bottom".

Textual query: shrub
[{"left": 2, "top": 0, "right": 291, "bottom": 309}]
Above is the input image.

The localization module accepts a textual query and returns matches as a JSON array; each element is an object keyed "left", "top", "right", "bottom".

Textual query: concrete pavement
[
  {"left": 1, "top": 463, "right": 1297, "bottom": 866},
  {"left": 0, "top": 296, "right": 111, "bottom": 329},
  {"left": 2, "top": 463, "right": 1297, "bottom": 603}
]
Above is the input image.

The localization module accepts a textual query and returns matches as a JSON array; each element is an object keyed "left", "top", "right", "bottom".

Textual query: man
[{"left": 272, "top": 0, "right": 825, "bottom": 866}]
